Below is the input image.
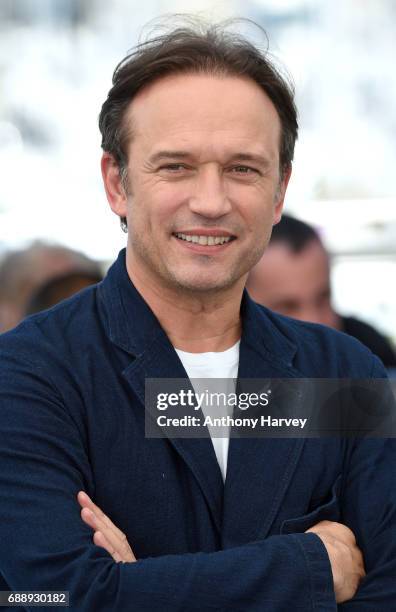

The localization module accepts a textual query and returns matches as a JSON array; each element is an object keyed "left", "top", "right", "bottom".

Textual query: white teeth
[{"left": 175, "top": 232, "right": 232, "bottom": 245}]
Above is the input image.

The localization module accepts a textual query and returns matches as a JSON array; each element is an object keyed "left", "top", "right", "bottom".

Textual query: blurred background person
[
  {"left": 0, "top": 242, "right": 103, "bottom": 333},
  {"left": 246, "top": 214, "right": 396, "bottom": 368},
  {"left": 25, "top": 269, "right": 103, "bottom": 315}
]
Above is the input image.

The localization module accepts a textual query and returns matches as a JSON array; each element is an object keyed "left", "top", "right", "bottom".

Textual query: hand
[
  {"left": 306, "top": 520, "right": 365, "bottom": 603},
  {"left": 77, "top": 491, "right": 136, "bottom": 563}
]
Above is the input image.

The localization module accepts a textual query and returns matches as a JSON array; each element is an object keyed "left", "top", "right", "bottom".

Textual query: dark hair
[
  {"left": 26, "top": 270, "right": 103, "bottom": 315},
  {"left": 99, "top": 18, "right": 298, "bottom": 231},
  {"left": 270, "top": 214, "right": 321, "bottom": 253}
]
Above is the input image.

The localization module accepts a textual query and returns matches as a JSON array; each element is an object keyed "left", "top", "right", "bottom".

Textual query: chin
[{"left": 169, "top": 272, "right": 240, "bottom": 294}]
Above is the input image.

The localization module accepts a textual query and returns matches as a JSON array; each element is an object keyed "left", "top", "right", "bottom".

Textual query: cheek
[
  {"left": 142, "top": 182, "right": 188, "bottom": 223},
  {"left": 236, "top": 184, "right": 278, "bottom": 221},
  {"left": 127, "top": 190, "right": 177, "bottom": 232},
  {"left": 244, "top": 206, "right": 275, "bottom": 243}
]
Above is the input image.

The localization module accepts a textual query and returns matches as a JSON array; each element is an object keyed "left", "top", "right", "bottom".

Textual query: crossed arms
[
  {"left": 0, "top": 347, "right": 395, "bottom": 610},
  {"left": 77, "top": 491, "right": 364, "bottom": 604}
]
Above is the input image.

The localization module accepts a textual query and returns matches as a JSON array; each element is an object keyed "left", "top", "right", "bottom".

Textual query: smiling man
[
  {"left": 0, "top": 20, "right": 395, "bottom": 611},
  {"left": 104, "top": 72, "right": 286, "bottom": 296},
  {"left": 101, "top": 69, "right": 289, "bottom": 356}
]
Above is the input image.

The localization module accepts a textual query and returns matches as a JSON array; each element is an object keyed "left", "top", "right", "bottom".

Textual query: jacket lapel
[
  {"left": 99, "top": 251, "right": 224, "bottom": 534},
  {"left": 99, "top": 252, "right": 308, "bottom": 544},
  {"left": 122, "top": 335, "right": 224, "bottom": 534},
  {"left": 222, "top": 293, "right": 306, "bottom": 546}
]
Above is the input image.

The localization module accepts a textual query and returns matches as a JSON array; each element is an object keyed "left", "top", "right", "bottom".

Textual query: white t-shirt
[{"left": 175, "top": 341, "right": 240, "bottom": 482}]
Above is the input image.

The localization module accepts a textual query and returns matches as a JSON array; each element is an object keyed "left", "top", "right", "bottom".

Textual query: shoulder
[
  {"left": 341, "top": 315, "right": 396, "bottom": 367},
  {"left": 253, "top": 303, "right": 386, "bottom": 378},
  {"left": 0, "top": 284, "right": 104, "bottom": 376}
]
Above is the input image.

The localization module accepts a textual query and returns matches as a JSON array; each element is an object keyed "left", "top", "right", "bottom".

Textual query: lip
[
  {"left": 174, "top": 229, "right": 235, "bottom": 237},
  {"left": 172, "top": 233, "right": 235, "bottom": 254}
]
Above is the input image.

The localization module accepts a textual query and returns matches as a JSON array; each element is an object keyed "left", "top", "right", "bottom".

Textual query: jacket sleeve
[
  {"left": 0, "top": 346, "right": 336, "bottom": 611},
  {"left": 339, "top": 356, "right": 396, "bottom": 609}
]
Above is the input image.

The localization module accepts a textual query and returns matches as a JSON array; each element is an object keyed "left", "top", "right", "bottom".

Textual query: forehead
[{"left": 124, "top": 72, "right": 282, "bottom": 160}]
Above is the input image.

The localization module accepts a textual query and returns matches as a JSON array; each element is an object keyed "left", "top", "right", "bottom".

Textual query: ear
[
  {"left": 101, "top": 152, "right": 128, "bottom": 218},
  {"left": 273, "top": 164, "right": 292, "bottom": 225}
]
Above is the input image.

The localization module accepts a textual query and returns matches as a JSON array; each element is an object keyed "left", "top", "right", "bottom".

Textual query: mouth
[{"left": 173, "top": 232, "right": 236, "bottom": 246}]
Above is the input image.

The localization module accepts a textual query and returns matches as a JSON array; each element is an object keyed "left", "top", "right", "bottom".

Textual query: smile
[{"left": 174, "top": 232, "right": 234, "bottom": 246}]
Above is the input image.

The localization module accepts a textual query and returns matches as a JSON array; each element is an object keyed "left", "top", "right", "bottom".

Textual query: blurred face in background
[
  {"left": 0, "top": 248, "right": 99, "bottom": 333},
  {"left": 247, "top": 238, "right": 339, "bottom": 328}
]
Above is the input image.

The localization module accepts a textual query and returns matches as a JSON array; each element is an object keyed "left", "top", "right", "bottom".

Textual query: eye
[
  {"left": 230, "top": 165, "right": 260, "bottom": 175},
  {"left": 159, "top": 163, "right": 188, "bottom": 172}
]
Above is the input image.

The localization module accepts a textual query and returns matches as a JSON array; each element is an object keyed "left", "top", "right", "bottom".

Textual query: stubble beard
[{"left": 130, "top": 230, "right": 268, "bottom": 297}]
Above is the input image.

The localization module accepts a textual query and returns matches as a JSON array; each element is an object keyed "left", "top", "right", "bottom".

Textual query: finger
[
  {"left": 80, "top": 507, "right": 129, "bottom": 555},
  {"left": 93, "top": 531, "right": 124, "bottom": 563},
  {"left": 81, "top": 508, "right": 135, "bottom": 562},
  {"left": 95, "top": 520, "right": 135, "bottom": 562},
  {"left": 81, "top": 507, "right": 110, "bottom": 536},
  {"left": 306, "top": 521, "right": 357, "bottom": 546},
  {"left": 93, "top": 529, "right": 135, "bottom": 563},
  {"left": 320, "top": 521, "right": 357, "bottom": 546},
  {"left": 343, "top": 570, "right": 365, "bottom": 600},
  {"left": 351, "top": 547, "right": 366, "bottom": 576},
  {"left": 78, "top": 492, "right": 126, "bottom": 540},
  {"left": 77, "top": 490, "right": 92, "bottom": 508},
  {"left": 78, "top": 491, "right": 114, "bottom": 527},
  {"left": 78, "top": 492, "right": 136, "bottom": 562},
  {"left": 81, "top": 507, "right": 98, "bottom": 531}
]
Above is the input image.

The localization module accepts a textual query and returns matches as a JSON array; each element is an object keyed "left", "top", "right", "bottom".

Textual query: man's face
[
  {"left": 247, "top": 239, "right": 339, "bottom": 328},
  {"left": 104, "top": 73, "right": 290, "bottom": 294}
]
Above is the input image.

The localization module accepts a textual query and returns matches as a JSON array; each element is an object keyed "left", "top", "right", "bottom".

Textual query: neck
[{"left": 126, "top": 257, "right": 244, "bottom": 354}]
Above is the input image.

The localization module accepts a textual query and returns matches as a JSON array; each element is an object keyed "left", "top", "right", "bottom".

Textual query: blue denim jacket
[{"left": 0, "top": 249, "right": 394, "bottom": 611}]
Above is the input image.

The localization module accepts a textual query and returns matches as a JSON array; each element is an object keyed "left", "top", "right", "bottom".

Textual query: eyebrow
[
  {"left": 149, "top": 150, "right": 271, "bottom": 166},
  {"left": 228, "top": 153, "right": 271, "bottom": 167},
  {"left": 149, "top": 151, "right": 191, "bottom": 164}
]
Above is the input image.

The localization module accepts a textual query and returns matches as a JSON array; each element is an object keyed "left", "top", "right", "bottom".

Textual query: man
[
  {"left": 246, "top": 214, "right": 396, "bottom": 368},
  {"left": 0, "top": 20, "right": 395, "bottom": 611}
]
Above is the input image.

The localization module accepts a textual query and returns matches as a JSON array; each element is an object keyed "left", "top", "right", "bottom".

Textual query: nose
[{"left": 188, "top": 166, "right": 232, "bottom": 219}]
